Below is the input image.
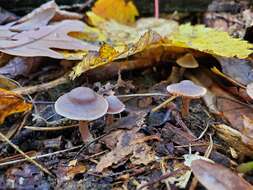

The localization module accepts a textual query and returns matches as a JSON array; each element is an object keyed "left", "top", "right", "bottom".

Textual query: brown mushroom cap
[
  {"left": 106, "top": 95, "right": 125, "bottom": 114},
  {"left": 55, "top": 87, "right": 108, "bottom": 121},
  {"left": 246, "top": 82, "right": 253, "bottom": 99},
  {"left": 166, "top": 80, "right": 207, "bottom": 98},
  {"left": 176, "top": 53, "right": 199, "bottom": 68}
]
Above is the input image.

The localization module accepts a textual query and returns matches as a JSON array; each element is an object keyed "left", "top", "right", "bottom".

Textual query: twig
[
  {"left": 117, "top": 93, "right": 167, "bottom": 98},
  {"left": 0, "top": 131, "right": 54, "bottom": 177},
  {"left": 0, "top": 145, "right": 83, "bottom": 167},
  {"left": 13, "top": 75, "right": 68, "bottom": 95},
  {"left": 24, "top": 124, "right": 79, "bottom": 131}
]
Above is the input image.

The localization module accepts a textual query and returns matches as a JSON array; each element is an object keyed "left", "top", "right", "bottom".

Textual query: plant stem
[
  {"left": 152, "top": 95, "right": 177, "bottom": 112},
  {"left": 154, "top": 0, "right": 159, "bottom": 18}
]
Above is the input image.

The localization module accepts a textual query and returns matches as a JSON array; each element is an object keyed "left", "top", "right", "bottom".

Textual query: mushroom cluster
[
  {"left": 152, "top": 80, "right": 207, "bottom": 117},
  {"left": 54, "top": 87, "right": 125, "bottom": 143}
]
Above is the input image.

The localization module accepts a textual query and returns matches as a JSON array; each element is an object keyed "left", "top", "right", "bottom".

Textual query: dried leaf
[
  {"left": 96, "top": 129, "right": 156, "bottom": 172},
  {"left": 70, "top": 44, "right": 120, "bottom": 78},
  {"left": 92, "top": 0, "right": 139, "bottom": 24},
  {"left": 0, "top": 88, "right": 32, "bottom": 124},
  {"left": 0, "top": 20, "right": 99, "bottom": 59},
  {"left": 10, "top": 1, "right": 57, "bottom": 31},
  {"left": 191, "top": 159, "right": 253, "bottom": 190},
  {"left": 167, "top": 23, "right": 253, "bottom": 59}
]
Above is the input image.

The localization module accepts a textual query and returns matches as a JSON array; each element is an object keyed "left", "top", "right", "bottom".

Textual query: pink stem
[{"left": 154, "top": 0, "right": 159, "bottom": 18}]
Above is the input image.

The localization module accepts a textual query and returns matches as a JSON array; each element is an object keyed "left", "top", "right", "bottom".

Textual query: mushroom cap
[
  {"left": 246, "top": 82, "right": 253, "bottom": 99},
  {"left": 55, "top": 87, "right": 108, "bottom": 121},
  {"left": 176, "top": 53, "right": 199, "bottom": 68},
  {"left": 166, "top": 80, "right": 207, "bottom": 98},
  {"left": 106, "top": 95, "right": 125, "bottom": 114}
]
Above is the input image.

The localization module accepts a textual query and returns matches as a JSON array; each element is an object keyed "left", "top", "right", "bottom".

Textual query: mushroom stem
[
  {"left": 181, "top": 97, "right": 191, "bottom": 117},
  {"left": 78, "top": 121, "right": 92, "bottom": 143},
  {"left": 106, "top": 115, "right": 114, "bottom": 126},
  {"left": 152, "top": 95, "right": 177, "bottom": 112},
  {"left": 167, "top": 66, "right": 181, "bottom": 83}
]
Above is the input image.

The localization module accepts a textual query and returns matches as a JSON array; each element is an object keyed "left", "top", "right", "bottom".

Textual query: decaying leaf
[
  {"left": 0, "top": 88, "right": 32, "bottom": 124},
  {"left": 96, "top": 129, "right": 156, "bottom": 172},
  {"left": 56, "top": 163, "right": 86, "bottom": 185},
  {"left": 92, "top": 0, "right": 139, "bottom": 24},
  {"left": 191, "top": 159, "right": 253, "bottom": 190},
  {"left": 167, "top": 23, "right": 253, "bottom": 59},
  {"left": 0, "top": 20, "right": 98, "bottom": 59}
]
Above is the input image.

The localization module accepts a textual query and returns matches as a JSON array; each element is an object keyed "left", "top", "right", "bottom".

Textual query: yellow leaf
[
  {"left": 70, "top": 44, "right": 120, "bottom": 79},
  {"left": 167, "top": 23, "right": 253, "bottom": 59},
  {"left": 0, "top": 88, "right": 32, "bottom": 124},
  {"left": 87, "top": 12, "right": 178, "bottom": 45},
  {"left": 92, "top": 0, "right": 139, "bottom": 24}
]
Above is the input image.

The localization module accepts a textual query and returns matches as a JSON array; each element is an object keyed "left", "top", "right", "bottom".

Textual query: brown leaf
[
  {"left": 0, "top": 20, "right": 98, "bottom": 59},
  {"left": 0, "top": 88, "right": 32, "bottom": 124},
  {"left": 191, "top": 159, "right": 253, "bottom": 190},
  {"left": 96, "top": 129, "right": 156, "bottom": 172}
]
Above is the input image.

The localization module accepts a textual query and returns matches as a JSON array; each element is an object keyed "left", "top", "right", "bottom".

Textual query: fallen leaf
[
  {"left": 92, "top": 0, "right": 139, "bottom": 24},
  {"left": 96, "top": 129, "right": 156, "bottom": 172},
  {"left": 191, "top": 159, "right": 253, "bottom": 190},
  {"left": 70, "top": 44, "right": 121, "bottom": 78},
  {"left": 0, "top": 88, "right": 32, "bottom": 124},
  {"left": 10, "top": 1, "right": 57, "bottom": 32},
  {"left": 167, "top": 23, "right": 253, "bottom": 59},
  {"left": 0, "top": 20, "right": 98, "bottom": 59},
  {"left": 56, "top": 163, "right": 86, "bottom": 185}
]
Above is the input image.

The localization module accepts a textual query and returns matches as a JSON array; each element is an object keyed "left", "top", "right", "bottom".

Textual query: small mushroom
[
  {"left": 105, "top": 95, "right": 125, "bottom": 125},
  {"left": 55, "top": 87, "right": 108, "bottom": 142},
  {"left": 176, "top": 53, "right": 199, "bottom": 80},
  {"left": 152, "top": 80, "right": 206, "bottom": 117},
  {"left": 167, "top": 53, "right": 198, "bottom": 83}
]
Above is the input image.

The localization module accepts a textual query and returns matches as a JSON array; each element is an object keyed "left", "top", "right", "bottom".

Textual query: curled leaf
[{"left": 0, "top": 88, "right": 32, "bottom": 124}]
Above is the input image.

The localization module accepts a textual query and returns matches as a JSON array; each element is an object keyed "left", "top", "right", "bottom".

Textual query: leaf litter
[{"left": 1, "top": 0, "right": 253, "bottom": 189}]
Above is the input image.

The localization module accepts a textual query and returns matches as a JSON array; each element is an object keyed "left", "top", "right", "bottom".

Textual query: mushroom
[
  {"left": 55, "top": 87, "right": 108, "bottom": 142},
  {"left": 105, "top": 95, "right": 125, "bottom": 125},
  {"left": 167, "top": 53, "right": 198, "bottom": 83},
  {"left": 152, "top": 80, "right": 206, "bottom": 117}
]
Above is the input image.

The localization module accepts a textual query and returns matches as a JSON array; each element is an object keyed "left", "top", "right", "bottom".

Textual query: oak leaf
[
  {"left": 0, "top": 88, "right": 32, "bottom": 124},
  {"left": 0, "top": 20, "right": 99, "bottom": 59},
  {"left": 92, "top": 0, "right": 139, "bottom": 24}
]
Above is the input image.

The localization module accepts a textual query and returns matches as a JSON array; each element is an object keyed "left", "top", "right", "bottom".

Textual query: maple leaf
[
  {"left": 167, "top": 23, "right": 253, "bottom": 59},
  {"left": 0, "top": 88, "right": 32, "bottom": 124},
  {"left": 92, "top": 0, "right": 139, "bottom": 24}
]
